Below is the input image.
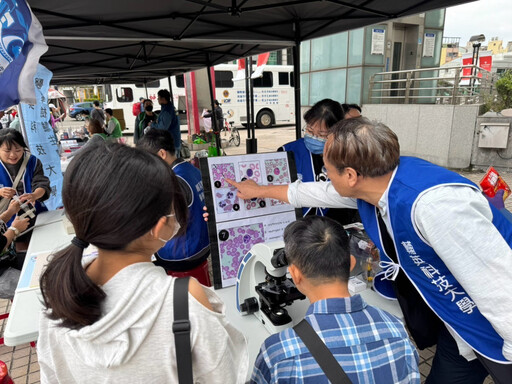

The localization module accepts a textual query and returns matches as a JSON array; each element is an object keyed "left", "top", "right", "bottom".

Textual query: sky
[{"left": 444, "top": 0, "right": 512, "bottom": 47}]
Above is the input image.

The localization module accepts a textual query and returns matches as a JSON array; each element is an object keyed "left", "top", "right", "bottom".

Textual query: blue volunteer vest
[
  {"left": 0, "top": 154, "right": 45, "bottom": 226},
  {"left": 281, "top": 139, "right": 328, "bottom": 217},
  {"left": 157, "top": 161, "right": 210, "bottom": 261},
  {"left": 358, "top": 156, "right": 512, "bottom": 362}
]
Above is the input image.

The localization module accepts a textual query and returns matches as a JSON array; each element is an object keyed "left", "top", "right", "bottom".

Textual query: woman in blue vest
[
  {"left": 0, "top": 129, "right": 50, "bottom": 228},
  {"left": 279, "top": 99, "right": 361, "bottom": 225},
  {"left": 137, "top": 129, "right": 211, "bottom": 286}
]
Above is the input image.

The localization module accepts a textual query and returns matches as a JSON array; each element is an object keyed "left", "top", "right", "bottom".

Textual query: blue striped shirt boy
[{"left": 251, "top": 295, "right": 420, "bottom": 383}]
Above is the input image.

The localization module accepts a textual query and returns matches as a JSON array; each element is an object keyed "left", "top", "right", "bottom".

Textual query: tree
[{"left": 496, "top": 70, "right": 512, "bottom": 109}]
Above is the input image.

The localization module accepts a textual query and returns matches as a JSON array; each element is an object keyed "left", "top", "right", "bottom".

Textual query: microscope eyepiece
[{"left": 271, "top": 248, "right": 288, "bottom": 268}]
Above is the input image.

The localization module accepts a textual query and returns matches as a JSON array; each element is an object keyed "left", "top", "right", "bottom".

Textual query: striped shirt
[{"left": 251, "top": 295, "right": 420, "bottom": 384}]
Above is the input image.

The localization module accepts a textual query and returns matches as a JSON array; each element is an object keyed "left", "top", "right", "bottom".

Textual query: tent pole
[
  {"left": 244, "top": 60, "right": 251, "bottom": 140},
  {"left": 246, "top": 57, "right": 257, "bottom": 153},
  {"left": 293, "top": 22, "right": 302, "bottom": 140},
  {"left": 167, "top": 72, "right": 174, "bottom": 102},
  {"left": 206, "top": 64, "right": 222, "bottom": 155}
]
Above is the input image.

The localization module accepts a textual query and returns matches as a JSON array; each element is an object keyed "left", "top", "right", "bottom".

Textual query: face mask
[
  {"left": 145, "top": 105, "right": 153, "bottom": 112},
  {"left": 157, "top": 213, "right": 180, "bottom": 243},
  {"left": 303, "top": 133, "right": 327, "bottom": 155}
]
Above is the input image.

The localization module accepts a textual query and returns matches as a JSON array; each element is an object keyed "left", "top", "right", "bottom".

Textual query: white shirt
[{"left": 287, "top": 178, "right": 512, "bottom": 362}]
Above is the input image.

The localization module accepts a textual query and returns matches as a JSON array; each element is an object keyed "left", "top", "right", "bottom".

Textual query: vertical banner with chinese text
[{"left": 19, "top": 64, "right": 62, "bottom": 210}]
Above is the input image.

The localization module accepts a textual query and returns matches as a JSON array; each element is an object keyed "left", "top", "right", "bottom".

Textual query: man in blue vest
[
  {"left": 228, "top": 117, "right": 512, "bottom": 384},
  {"left": 137, "top": 129, "right": 210, "bottom": 286}
]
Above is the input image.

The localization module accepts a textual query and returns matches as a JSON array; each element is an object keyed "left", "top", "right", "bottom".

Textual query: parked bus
[
  {"left": 211, "top": 63, "right": 295, "bottom": 128},
  {"left": 104, "top": 63, "right": 294, "bottom": 133},
  {"left": 103, "top": 78, "right": 187, "bottom": 134}
]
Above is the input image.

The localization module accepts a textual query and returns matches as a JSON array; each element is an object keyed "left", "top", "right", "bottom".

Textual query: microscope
[{"left": 236, "top": 241, "right": 306, "bottom": 334}]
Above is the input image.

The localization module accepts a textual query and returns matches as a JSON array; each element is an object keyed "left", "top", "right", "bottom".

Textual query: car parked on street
[{"left": 69, "top": 102, "right": 96, "bottom": 120}]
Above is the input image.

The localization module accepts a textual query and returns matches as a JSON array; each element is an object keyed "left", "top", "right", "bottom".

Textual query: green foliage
[
  {"left": 496, "top": 70, "right": 512, "bottom": 109},
  {"left": 83, "top": 98, "right": 103, "bottom": 102},
  {"left": 482, "top": 70, "right": 512, "bottom": 113}
]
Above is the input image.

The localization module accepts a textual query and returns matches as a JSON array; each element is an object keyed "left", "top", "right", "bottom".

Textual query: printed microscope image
[
  {"left": 265, "top": 158, "right": 291, "bottom": 206},
  {"left": 218, "top": 223, "right": 265, "bottom": 281}
]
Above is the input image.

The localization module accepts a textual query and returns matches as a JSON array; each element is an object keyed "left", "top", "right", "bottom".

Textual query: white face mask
[{"left": 157, "top": 213, "right": 181, "bottom": 243}]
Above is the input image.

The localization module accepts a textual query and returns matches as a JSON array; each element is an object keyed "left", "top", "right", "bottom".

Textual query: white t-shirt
[{"left": 38, "top": 259, "right": 249, "bottom": 383}]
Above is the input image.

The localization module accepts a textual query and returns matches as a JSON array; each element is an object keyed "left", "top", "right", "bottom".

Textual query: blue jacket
[
  {"left": 281, "top": 139, "right": 328, "bottom": 217},
  {"left": 153, "top": 103, "right": 180, "bottom": 152},
  {"left": 157, "top": 160, "right": 209, "bottom": 263},
  {"left": 359, "top": 156, "right": 512, "bottom": 362}
]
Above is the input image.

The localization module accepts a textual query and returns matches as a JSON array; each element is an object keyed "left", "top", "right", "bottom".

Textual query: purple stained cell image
[
  {"left": 245, "top": 196, "right": 265, "bottom": 210},
  {"left": 211, "top": 163, "right": 236, "bottom": 188},
  {"left": 239, "top": 161, "right": 262, "bottom": 183},
  {"left": 215, "top": 187, "right": 240, "bottom": 213},
  {"left": 265, "top": 159, "right": 291, "bottom": 206},
  {"left": 219, "top": 223, "right": 265, "bottom": 281},
  {"left": 265, "top": 159, "right": 290, "bottom": 184}
]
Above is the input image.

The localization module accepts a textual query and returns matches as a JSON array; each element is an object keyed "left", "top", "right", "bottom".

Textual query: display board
[{"left": 200, "top": 152, "right": 300, "bottom": 289}]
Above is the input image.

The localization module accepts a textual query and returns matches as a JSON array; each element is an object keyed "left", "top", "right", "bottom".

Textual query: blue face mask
[{"left": 303, "top": 133, "right": 327, "bottom": 155}]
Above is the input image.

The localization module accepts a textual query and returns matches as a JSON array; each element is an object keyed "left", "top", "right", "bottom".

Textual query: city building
[
  {"left": 299, "top": 9, "right": 446, "bottom": 106},
  {"left": 440, "top": 37, "right": 461, "bottom": 65}
]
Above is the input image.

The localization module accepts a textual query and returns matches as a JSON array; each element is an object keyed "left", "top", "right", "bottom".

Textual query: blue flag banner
[
  {"left": 0, "top": 0, "right": 48, "bottom": 110},
  {"left": 20, "top": 64, "right": 63, "bottom": 210}
]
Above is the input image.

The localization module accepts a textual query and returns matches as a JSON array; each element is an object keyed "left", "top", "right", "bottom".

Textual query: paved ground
[{"left": 0, "top": 120, "right": 507, "bottom": 383}]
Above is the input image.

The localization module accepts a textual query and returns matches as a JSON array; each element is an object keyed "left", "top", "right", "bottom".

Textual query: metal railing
[{"left": 368, "top": 65, "right": 495, "bottom": 105}]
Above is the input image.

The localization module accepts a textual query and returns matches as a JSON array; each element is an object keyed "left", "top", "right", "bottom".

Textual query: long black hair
[{"left": 40, "top": 142, "right": 187, "bottom": 329}]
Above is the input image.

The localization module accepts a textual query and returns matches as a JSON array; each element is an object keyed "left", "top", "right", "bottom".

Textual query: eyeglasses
[
  {"left": 166, "top": 213, "right": 181, "bottom": 239},
  {"left": 303, "top": 123, "right": 329, "bottom": 139}
]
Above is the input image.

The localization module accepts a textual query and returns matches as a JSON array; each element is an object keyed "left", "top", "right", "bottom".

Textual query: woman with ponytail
[{"left": 38, "top": 142, "right": 248, "bottom": 383}]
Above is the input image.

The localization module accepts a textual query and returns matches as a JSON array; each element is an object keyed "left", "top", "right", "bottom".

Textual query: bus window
[
  {"left": 290, "top": 72, "right": 294, "bottom": 87},
  {"left": 135, "top": 80, "right": 160, "bottom": 88},
  {"left": 175, "top": 74, "right": 185, "bottom": 88},
  {"left": 253, "top": 72, "right": 273, "bottom": 87},
  {"left": 116, "top": 87, "right": 133, "bottom": 103},
  {"left": 278, "top": 72, "right": 289, "bottom": 85},
  {"left": 215, "top": 71, "right": 234, "bottom": 88}
]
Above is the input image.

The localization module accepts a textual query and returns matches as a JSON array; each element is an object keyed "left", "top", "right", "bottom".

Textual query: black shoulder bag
[
  {"left": 293, "top": 319, "right": 352, "bottom": 384},
  {"left": 173, "top": 276, "right": 193, "bottom": 384}
]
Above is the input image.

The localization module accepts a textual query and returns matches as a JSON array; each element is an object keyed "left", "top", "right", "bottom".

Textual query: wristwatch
[{"left": 7, "top": 226, "right": 20, "bottom": 238}]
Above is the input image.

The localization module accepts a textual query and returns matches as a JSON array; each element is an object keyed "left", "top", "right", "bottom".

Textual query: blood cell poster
[{"left": 200, "top": 152, "right": 300, "bottom": 288}]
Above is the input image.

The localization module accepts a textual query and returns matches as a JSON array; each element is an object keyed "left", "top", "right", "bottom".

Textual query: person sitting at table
[
  {"left": 0, "top": 129, "right": 50, "bottom": 236},
  {"left": 0, "top": 200, "right": 30, "bottom": 267},
  {"left": 252, "top": 215, "right": 420, "bottom": 384},
  {"left": 278, "top": 99, "right": 360, "bottom": 226},
  {"left": 0, "top": 200, "right": 30, "bottom": 298},
  {"left": 38, "top": 142, "right": 248, "bottom": 383},
  {"left": 137, "top": 129, "right": 211, "bottom": 286}
]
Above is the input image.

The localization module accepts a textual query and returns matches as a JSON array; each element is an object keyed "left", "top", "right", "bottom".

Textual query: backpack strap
[
  {"left": 173, "top": 277, "right": 193, "bottom": 384},
  {"left": 293, "top": 319, "right": 352, "bottom": 384}
]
